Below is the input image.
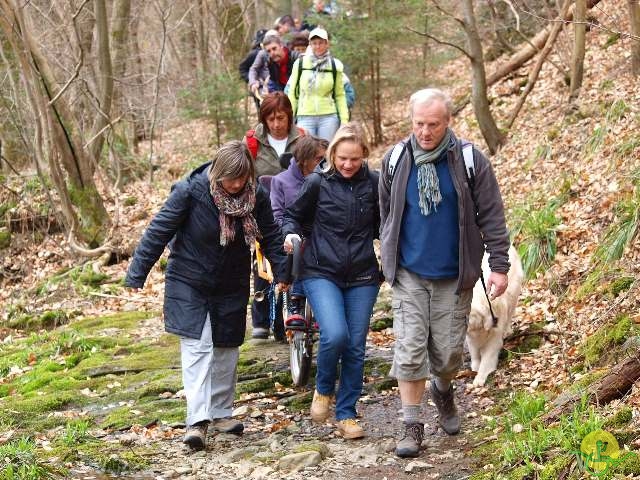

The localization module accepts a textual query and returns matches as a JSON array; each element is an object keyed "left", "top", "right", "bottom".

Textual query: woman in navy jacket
[
  {"left": 126, "top": 140, "right": 287, "bottom": 451},
  {"left": 282, "top": 122, "right": 380, "bottom": 440}
]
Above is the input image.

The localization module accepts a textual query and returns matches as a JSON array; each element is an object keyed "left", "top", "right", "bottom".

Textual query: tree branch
[
  {"left": 406, "top": 26, "right": 472, "bottom": 59},
  {"left": 430, "top": 0, "right": 465, "bottom": 27},
  {"left": 47, "top": 0, "right": 90, "bottom": 106}
]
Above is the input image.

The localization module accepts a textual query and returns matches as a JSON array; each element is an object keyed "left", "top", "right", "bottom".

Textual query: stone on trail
[{"left": 278, "top": 450, "right": 323, "bottom": 471}]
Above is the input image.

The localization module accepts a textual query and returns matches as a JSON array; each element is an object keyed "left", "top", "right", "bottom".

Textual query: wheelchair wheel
[{"left": 289, "top": 301, "right": 314, "bottom": 387}]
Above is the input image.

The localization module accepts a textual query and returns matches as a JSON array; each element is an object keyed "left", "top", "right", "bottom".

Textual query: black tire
[{"left": 289, "top": 301, "right": 314, "bottom": 386}]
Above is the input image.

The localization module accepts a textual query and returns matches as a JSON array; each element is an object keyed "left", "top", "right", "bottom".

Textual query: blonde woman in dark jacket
[{"left": 283, "top": 122, "right": 380, "bottom": 440}]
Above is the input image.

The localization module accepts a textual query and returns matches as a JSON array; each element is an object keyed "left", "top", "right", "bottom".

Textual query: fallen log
[{"left": 542, "top": 353, "right": 640, "bottom": 424}]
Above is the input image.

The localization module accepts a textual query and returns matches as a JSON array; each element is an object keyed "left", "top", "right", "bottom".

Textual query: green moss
[
  {"left": 0, "top": 228, "right": 10, "bottom": 249},
  {"left": 370, "top": 377, "right": 397, "bottom": 392},
  {"left": 604, "top": 406, "right": 633, "bottom": 429},
  {"left": 99, "top": 398, "right": 184, "bottom": 430},
  {"left": 370, "top": 316, "right": 393, "bottom": 331},
  {"left": 607, "top": 276, "right": 634, "bottom": 297},
  {"left": 135, "top": 372, "right": 183, "bottom": 399},
  {"left": 283, "top": 391, "right": 313, "bottom": 411},
  {"left": 363, "top": 357, "right": 391, "bottom": 377},
  {"left": 123, "top": 196, "right": 138, "bottom": 207},
  {"left": 572, "top": 369, "right": 607, "bottom": 392},
  {"left": 77, "top": 442, "right": 151, "bottom": 473},
  {"left": 294, "top": 441, "right": 331, "bottom": 459},
  {"left": 581, "top": 315, "right": 636, "bottom": 365},
  {"left": 70, "top": 311, "right": 156, "bottom": 334},
  {"left": 613, "top": 450, "right": 640, "bottom": 475},
  {"left": 539, "top": 454, "right": 572, "bottom": 480},
  {"left": 236, "top": 377, "right": 277, "bottom": 395}
]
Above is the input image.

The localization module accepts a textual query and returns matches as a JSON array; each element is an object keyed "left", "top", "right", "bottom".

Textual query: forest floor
[{"left": 1, "top": 1, "right": 640, "bottom": 478}]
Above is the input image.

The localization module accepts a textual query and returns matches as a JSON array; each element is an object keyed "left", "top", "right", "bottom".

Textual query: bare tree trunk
[
  {"left": 569, "top": 0, "right": 587, "bottom": 100},
  {"left": 542, "top": 353, "right": 640, "bottom": 425},
  {"left": 129, "top": 2, "right": 145, "bottom": 153},
  {"left": 89, "top": 0, "right": 115, "bottom": 165},
  {"left": 629, "top": 0, "right": 640, "bottom": 76},
  {"left": 461, "top": 0, "right": 505, "bottom": 154},
  {"left": 487, "top": 0, "right": 602, "bottom": 86},
  {"left": 506, "top": 0, "right": 572, "bottom": 129},
  {"left": 0, "top": 0, "right": 111, "bottom": 246}
]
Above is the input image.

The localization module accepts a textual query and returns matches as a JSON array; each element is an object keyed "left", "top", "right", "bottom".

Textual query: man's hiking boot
[
  {"left": 183, "top": 421, "right": 208, "bottom": 450},
  {"left": 395, "top": 422, "right": 424, "bottom": 457},
  {"left": 310, "top": 390, "right": 333, "bottom": 423},
  {"left": 285, "top": 297, "right": 306, "bottom": 329},
  {"left": 337, "top": 418, "right": 365, "bottom": 439},
  {"left": 211, "top": 417, "right": 244, "bottom": 434},
  {"left": 430, "top": 380, "right": 460, "bottom": 435}
]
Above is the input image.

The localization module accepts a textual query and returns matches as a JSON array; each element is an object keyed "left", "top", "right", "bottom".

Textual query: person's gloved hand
[{"left": 284, "top": 234, "right": 301, "bottom": 253}]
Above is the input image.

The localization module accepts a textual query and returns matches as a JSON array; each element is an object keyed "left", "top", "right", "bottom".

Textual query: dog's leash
[
  {"left": 479, "top": 272, "right": 499, "bottom": 327},
  {"left": 464, "top": 147, "right": 499, "bottom": 329}
]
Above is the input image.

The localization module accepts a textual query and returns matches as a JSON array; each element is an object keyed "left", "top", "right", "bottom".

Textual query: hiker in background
[
  {"left": 275, "top": 14, "right": 297, "bottom": 45},
  {"left": 378, "top": 88, "right": 510, "bottom": 458},
  {"left": 301, "top": 0, "right": 333, "bottom": 30},
  {"left": 125, "top": 141, "right": 288, "bottom": 451},
  {"left": 282, "top": 122, "right": 380, "bottom": 440},
  {"left": 243, "top": 92, "right": 306, "bottom": 340},
  {"left": 290, "top": 30, "right": 310, "bottom": 54},
  {"left": 343, "top": 73, "right": 356, "bottom": 119},
  {"left": 287, "top": 27, "right": 348, "bottom": 141},
  {"left": 249, "top": 34, "right": 299, "bottom": 96},
  {"left": 239, "top": 28, "right": 269, "bottom": 115},
  {"left": 269, "top": 135, "right": 328, "bottom": 327}
]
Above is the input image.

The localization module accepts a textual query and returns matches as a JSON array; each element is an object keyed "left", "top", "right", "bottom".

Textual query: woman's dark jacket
[
  {"left": 282, "top": 164, "right": 380, "bottom": 288},
  {"left": 125, "top": 163, "right": 287, "bottom": 346}
]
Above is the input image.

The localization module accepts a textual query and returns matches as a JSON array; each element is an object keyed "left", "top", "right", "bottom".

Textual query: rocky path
[{"left": 73, "top": 332, "right": 486, "bottom": 480}]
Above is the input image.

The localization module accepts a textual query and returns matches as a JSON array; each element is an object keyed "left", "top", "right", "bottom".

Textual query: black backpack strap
[
  {"left": 461, "top": 141, "right": 498, "bottom": 327},
  {"left": 331, "top": 57, "right": 337, "bottom": 104},
  {"left": 293, "top": 56, "right": 304, "bottom": 116}
]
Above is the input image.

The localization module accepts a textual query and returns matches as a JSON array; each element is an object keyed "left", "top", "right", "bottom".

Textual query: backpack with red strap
[{"left": 244, "top": 127, "right": 306, "bottom": 160}]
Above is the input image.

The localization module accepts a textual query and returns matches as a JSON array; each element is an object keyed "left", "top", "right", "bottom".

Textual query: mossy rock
[{"left": 294, "top": 441, "right": 332, "bottom": 459}]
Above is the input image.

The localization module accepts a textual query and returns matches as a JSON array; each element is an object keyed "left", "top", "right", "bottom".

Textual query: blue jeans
[
  {"left": 303, "top": 278, "right": 379, "bottom": 420},
  {"left": 296, "top": 114, "right": 340, "bottom": 141}
]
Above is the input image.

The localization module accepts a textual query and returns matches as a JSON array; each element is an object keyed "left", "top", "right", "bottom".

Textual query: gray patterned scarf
[
  {"left": 307, "top": 51, "right": 331, "bottom": 92},
  {"left": 410, "top": 128, "right": 453, "bottom": 216}
]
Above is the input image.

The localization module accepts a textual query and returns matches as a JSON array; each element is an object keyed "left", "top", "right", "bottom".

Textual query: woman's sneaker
[
  {"left": 183, "top": 421, "right": 208, "bottom": 450},
  {"left": 285, "top": 298, "right": 306, "bottom": 329},
  {"left": 337, "top": 418, "right": 365, "bottom": 439},
  {"left": 310, "top": 390, "right": 333, "bottom": 423}
]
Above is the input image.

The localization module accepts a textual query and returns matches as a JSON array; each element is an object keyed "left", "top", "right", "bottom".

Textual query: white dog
[{"left": 466, "top": 246, "right": 524, "bottom": 387}]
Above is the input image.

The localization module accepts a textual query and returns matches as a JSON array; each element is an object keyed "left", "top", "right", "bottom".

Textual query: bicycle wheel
[{"left": 289, "top": 301, "right": 314, "bottom": 386}]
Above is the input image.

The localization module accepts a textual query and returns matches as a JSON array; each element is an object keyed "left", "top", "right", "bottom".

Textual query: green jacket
[
  {"left": 249, "top": 123, "right": 305, "bottom": 178},
  {"left": 287, "top": 55, "right": 349, "bottom": 124}
]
